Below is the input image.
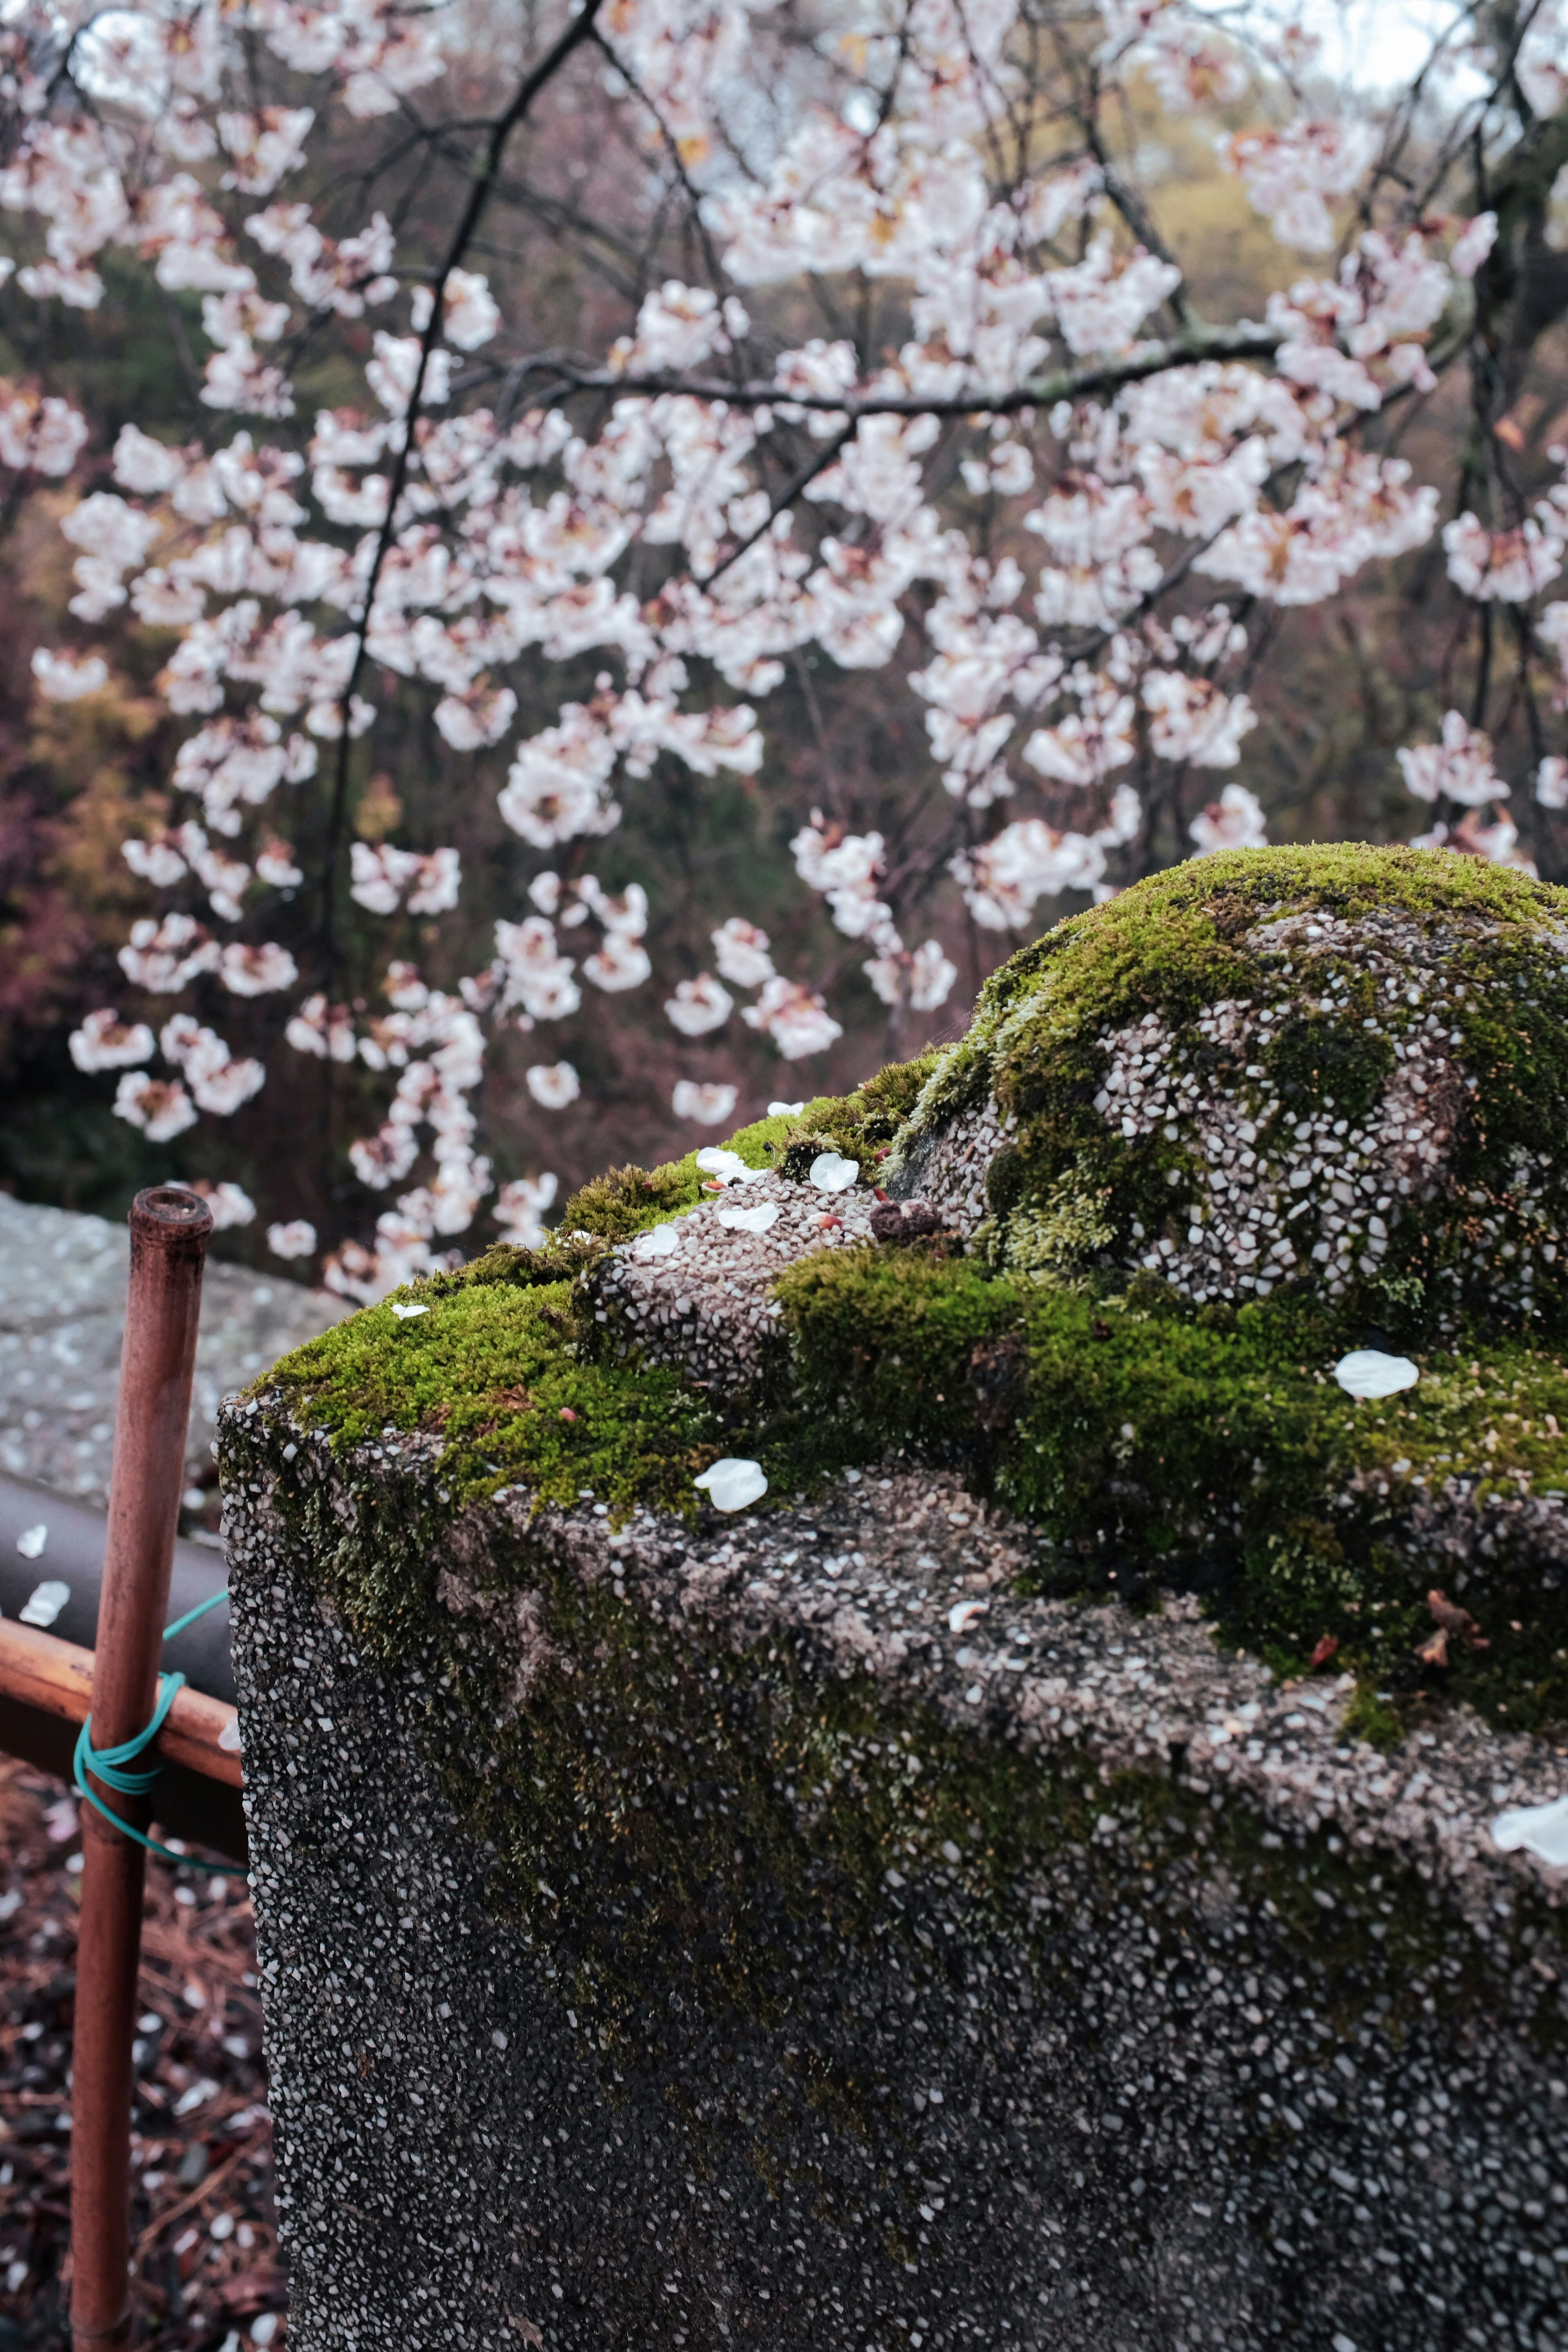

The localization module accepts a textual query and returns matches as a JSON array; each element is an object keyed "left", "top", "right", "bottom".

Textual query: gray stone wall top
[
  {"left": 0, "top": 1192, "right": 346, "bottom": 1504},
  {"left": 224, "top": 1394, "right": 1568, "bottom": 2352},
  {"left": 446, "top": 1459, "right": 1568, "bottom": 1923}
]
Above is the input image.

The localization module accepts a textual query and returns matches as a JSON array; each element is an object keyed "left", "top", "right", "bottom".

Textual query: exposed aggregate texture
[
  {"left": 880, "top": 850, "right": 1568, "bottom": 1342},
  {"left": 223, "top": 1400, "right": 1568, "bottom": 2352},
  {"left": 883, "top": 1096, "right": 1012, "bottom": 1241},
  {"left": 593, "top": 1168, "right": 878, "bottom": 1383}
]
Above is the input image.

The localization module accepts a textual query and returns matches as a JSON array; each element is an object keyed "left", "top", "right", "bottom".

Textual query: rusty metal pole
[{"left": 70, "top": 1186, "right": 213, "bottom": 2352}]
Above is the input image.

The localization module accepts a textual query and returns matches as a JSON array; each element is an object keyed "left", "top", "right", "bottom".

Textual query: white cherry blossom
[
  {"left": 6, "top": 0, "right": 1559, "bottom": 1278},
  {"left": 672, "top": 1080, "right": 739, "bottom": 1124},
  {"left": 69, "top": 1010, "right": 155, "bottom": 1072},
  {"left": 665, "top": 975, "right": 734, "bottom": 1036},
  {"left": 1397, "top": 712, "right": 1506, "bottom": 808},
  {"left": 526, "top": 1063, "right": 581, "bottom": 1110},
  {"left": 266, "top": 1219, "right": 317, "bottom": 1260}
]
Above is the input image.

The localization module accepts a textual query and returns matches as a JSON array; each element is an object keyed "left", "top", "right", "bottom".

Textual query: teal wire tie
[{"left": 72, "top": 1585, "right": 249, "bottom": 1879}]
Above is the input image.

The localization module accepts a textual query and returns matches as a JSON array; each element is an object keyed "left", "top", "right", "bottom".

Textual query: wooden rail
[{"left": 0, "top": 1614, "right": 241, "bottom": 1790}]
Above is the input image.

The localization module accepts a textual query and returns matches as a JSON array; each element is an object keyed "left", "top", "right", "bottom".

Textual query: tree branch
[
  {"left": 322, "top": 0, "right": 609, "bottom": 987},
  {"left": 469, "top": 320, "right": 1284, "bottom": 421}
]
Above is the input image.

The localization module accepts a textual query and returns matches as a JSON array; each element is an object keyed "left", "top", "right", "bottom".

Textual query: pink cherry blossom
[
  {"left": 220, "top": 942, "right": 300, "bottom": 996},
  {"left": 7, "top": 0, "right": 1563, "bottom": 1273},
  {"left": 0, "top": 390, "right": 87, "bottom": 476},
  {"left": 1538, "top": 757, "right": 1568, "bottom": 810},
  {"left": 712, "top": 919, "right": 775, "bottom": 989},
  {"left": 864, "top": 940, "right": 958, "bottom": 1011},
  {"left": 494, "top": 918, "right": 581, "bottom": 1023},
  {"left": 113, "top": 1071, "right": 198, "bottom": 1142},
  {"left": 32, "top": 648, "right": 108, "bottom": 701},
  {"left": 1224, "top": 117, "right": 1379, "bottom": 253},
  {"left": 742, "top": 976, "right": 843, "bottom": 1059},
  {"left": 493, "top": 1174, "right": 559, "bottom": 1248},
  {"left": 1143, "top": 672, "right": 1258, "bottom": 767},
  {"left": 349, "top": 843, "right": 462, "bottom": 916},
  {"left": 286, "top": 993, "right": 359, "bottom": 1063},
  {"left": 172, "top": 1180, "right": 256, "bottom": 1230},
  {"left": 1443, "top": 513, "right": 1564, "bottom": 604},
  {"left": 950, "top": 821, "right": 1107, "bottom": 930},
  {"left": 118, "top": 914, "right": 221, "bottom": 993}
]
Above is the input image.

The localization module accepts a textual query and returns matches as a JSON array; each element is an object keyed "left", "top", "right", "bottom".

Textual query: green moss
[
  {"left": 774, "top": 1244, "right": 1024, "bottom": 1453},
  {"left": 775, "top": 1246, "right": 1568, "bottom": 1730},
  {"left": 417, "top": 1236, "right": 608, "bottom": 1296},
  {"left": 893, "top": 844, "right": 1568, "bottom": 1344},
  {"left": 560, "top": 1156, "right": 704, "bottom": 1243},
  {"left": 1341, "top": 1683, "right": 1404, "bottom": 1752},
  {"left": 247, "top": 853, "right": 1568, "bottom": 1729},
  {"left": 264, "top": 1277, "right": 719, "bottom": 1516}
]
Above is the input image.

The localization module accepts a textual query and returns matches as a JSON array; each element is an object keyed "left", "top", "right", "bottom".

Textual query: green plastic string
[{"left": 72, "top": 1586, "right": 249, "bottom": 1879}]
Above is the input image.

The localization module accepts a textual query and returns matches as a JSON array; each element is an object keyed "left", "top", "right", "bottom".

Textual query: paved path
[{"left": 0, "top": 1193, "right": 348, "bottom": 1508}]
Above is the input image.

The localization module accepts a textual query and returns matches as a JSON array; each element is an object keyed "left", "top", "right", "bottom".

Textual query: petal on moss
[
  {"left": 694, "top": 1458, "right": 768, "bottom": 1511},
  {"left": 1333, "top": 1349, "right": 1418, "bottom": 1399},
  {"left": 809, "top": 1151, "right": 859, "bottom": 1193}
]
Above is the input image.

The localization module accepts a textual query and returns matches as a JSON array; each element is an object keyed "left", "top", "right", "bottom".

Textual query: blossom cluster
[{"left": 8, "top": 0, "right": 1557, "bottom": 1291}]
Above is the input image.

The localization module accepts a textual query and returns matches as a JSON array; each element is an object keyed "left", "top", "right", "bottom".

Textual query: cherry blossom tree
[{"left": 6, "top": 0, "right": 1568, "bottom": 1291}]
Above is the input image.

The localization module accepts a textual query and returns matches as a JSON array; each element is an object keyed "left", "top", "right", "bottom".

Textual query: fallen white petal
[
  {"left": 16, "top": 1523, "right": 46, "bottom": 1560},
  {"left": 769, "top": 1099, "right": 805, "bottom": 1117},
  {"left": 1333, "top": 1349, "right": 1418, "bottom": 1399},
  {"left": 694, "top": 1147, "right": 757, "bottom": 1186},
  {"left": 634, "top": 1221, "right": 681, "bottom": 1259},
  {"left": 694, "top": 1458, "right": 768, "bottom": 1512},
  {"left": 19, "top": 1579, "right": 69, "bottom": 1628},
  {"left": 948, "top": 1599, "right": 988, "bottom": 1634},
  {"left": 1492, "top": 1793, "right": 1568, "bottom": 1867},
  {"left": 390, "top": 1301, "right": 430, "bottom": 1320},
  {"left": 809, "top": 1151, "right": 859, "bottom": 1193},
  {"left": 218, "top": 1716, "right": 243, "bottom": 1754},
  {"left": 717, "top": 1202, "right": 779, "bottom": 1234}
]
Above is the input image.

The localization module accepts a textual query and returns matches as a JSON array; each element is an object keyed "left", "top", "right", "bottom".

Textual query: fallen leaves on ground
[{"left": 0, "top": 1758, "right": 286, "bottom": 2350}]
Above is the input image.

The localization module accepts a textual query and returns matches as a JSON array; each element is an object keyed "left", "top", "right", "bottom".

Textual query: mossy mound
[
  {"left": 890, "top": 843, "right": 1568, "bottom": 1336},
  {"left": 259, "top": 848, "right": 1568, "bottom": 1733}
]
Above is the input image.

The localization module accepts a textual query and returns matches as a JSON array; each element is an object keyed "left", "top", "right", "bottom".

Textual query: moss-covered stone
[
  {"left": 264, "top": 1277, "right": 720, "bottom": 1518},
  {"left": 256, "top": 849, "right": 1568, "bottom": 1732},
  {"left": 894, "top": 843, "right": 1568, "bottom": 1332}
]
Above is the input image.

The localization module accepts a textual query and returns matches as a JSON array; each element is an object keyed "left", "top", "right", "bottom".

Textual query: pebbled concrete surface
[
  {"left": 0, "top": 1192, "right": 346, "bottom": 1507},
  {"left": 224, "top": 1401, "right": 1568, "bottom": 2352}
]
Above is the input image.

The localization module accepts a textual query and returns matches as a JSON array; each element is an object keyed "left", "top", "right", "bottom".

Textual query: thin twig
[{"left": 322, "top": 0, "right": 611, "bottom": 989}]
